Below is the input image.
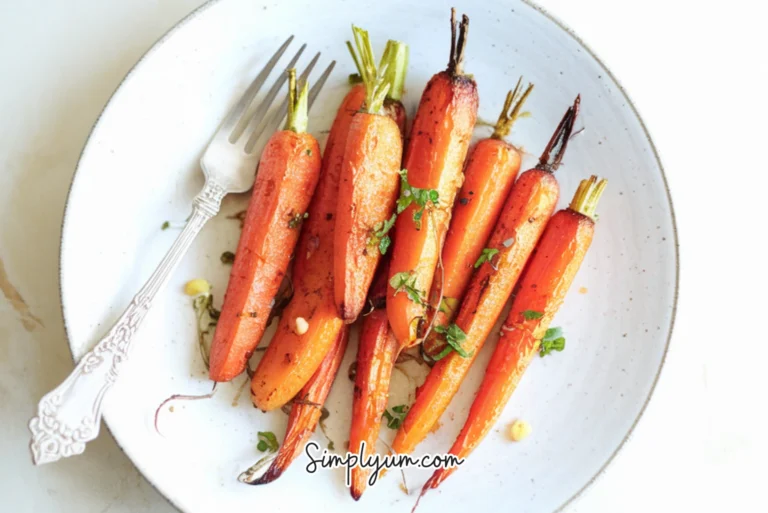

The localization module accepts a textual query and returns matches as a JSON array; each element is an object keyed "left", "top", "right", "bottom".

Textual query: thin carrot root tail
[
  {"left": 249, "top": 463, "right": 284, "bottom": 485},
  {"left": 536, "top": 94, "right": 581, "bottom": 172},
  {"left": 491, "top": 77, "right": 534, "bottom": 140},
  {"left": 569, "top": 175, "right": 608, "bottom": 219},
  {"left": 448, "top": 8, "right": 470, "bottom": 75}
]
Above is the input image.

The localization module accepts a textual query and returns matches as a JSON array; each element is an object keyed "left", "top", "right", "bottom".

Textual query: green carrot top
[
  {"left": 491, "top": 77, "right": 534, "bottom": 140},
  {"left": 347, "top": 26, "right": 409, "bottom": 113},
  {"left": 569, "top": 175, "right": 608, "bottom": 219},
  {"left": 285, "top": 68, "right": 309, "bottom": 133}
]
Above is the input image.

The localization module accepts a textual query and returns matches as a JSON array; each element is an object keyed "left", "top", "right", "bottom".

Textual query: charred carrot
[
  {"left": 419, "top": 176, "right": 607, "bottom": 495},
  {"left": 251, "top": 36, "right": 408, "bottom": 411},
  {"left": 334, "top": 27, "right": 405, "bottom": 322},
  {"left": 387, "top": 9, "right": 478, "bottom": 348},
  {"left": 423, "top": 79, "right": 533, "bottom": 357},
  {"left": 209, "top": 70, "right": 321, "bottom": 382},
  {"left": 348, "top": 264, "right": 398, "bottom": 500},
  {"left": 250, "top": 326, "right": 349, "bottom": 484},
  {"left": 391, "top": 97, "right": 580, "bottom": 456}
]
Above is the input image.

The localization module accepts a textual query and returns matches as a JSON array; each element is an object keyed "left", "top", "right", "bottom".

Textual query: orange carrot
[
  {"left": 423, "top": 79, "right": 534, "bottom": 357},
  {"left": 251, "top": 36, "right": 408, "bottom": 411},
  {"left": 334, "top": 27, "right": 405, "bottom": 322},
  {"left": 348, "top": 264, "right": 398, "bottom": 500},
  {"left": 419, "top": 176, "right": 607, "bottom": 496},
  {"left": 249, "top": 84, "right": 362, "bottom": 410},
  {"left": 387, "top": 9, "right": 478, "bottom": 348},
  {"left": 249, "top": 326, "right": 349, "bottom": 484},
  {"left": 391, "top": 97, "right": 580, "bottom": 456},
  {"left": 209, "top": 70, "right": 321, "bottom": 382}
]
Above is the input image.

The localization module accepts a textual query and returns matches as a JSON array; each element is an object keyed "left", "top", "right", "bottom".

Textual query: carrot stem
[
  {"left": 491, "top": 78, "right": 534, "bottom": 140},
  {"left": 380, "top": 40, "right": 409, "bottom": 101},
  {"left": 351, "top": 26, "right": 390, "bottom": 114},
  {"left": 285, "top": 68, "right": 309, "bottom": 133},
  {"left": 569, "top": 175, "right": 608, "bottom": 219},
  {"left": 447, "top": 9, "right": 470, "bottom": 76},
  {"left": 535, "top": 95, "right": 580, "bottom": 172}
]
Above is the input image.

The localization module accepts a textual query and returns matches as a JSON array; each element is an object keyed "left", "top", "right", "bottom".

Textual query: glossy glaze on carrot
[
  {"left": 392, "top": 97, "right": 581, "bottom": 456},
  {"left": 419, "top": 176, "right": 606, "bottom": 495},
  {"left": 348, "top": 265, "right": 397, "bottom": 500},
  {"left": 248, "top": 85, "right": 364, "bottom": 410},
  {"left": 424, "top": 80, "right": 534, "bottom": 357},
  {"left": 209, "top": 72, "right": 321, "bottom": 382},
  {"left": 250, "top": 326, "right": 349, "bottom": 484},
  {"left": 387, "top": 9, "right": 478, "bottom": 348},
  {"left": 334, "top": 28, "right": 406, "bottom": 322}
]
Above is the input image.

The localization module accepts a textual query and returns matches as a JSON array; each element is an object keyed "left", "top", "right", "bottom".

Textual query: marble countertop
[{"left": 1, "top": 0, "right": 765, "bottom": 511}]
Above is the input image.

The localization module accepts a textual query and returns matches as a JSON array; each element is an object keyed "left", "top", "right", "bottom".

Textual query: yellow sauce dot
[
  {"left": 184, "top": 279, "right": 210, "bottom": 296},
  {"left": 509, "top": 419, "right": 532, "bottom": 441}
]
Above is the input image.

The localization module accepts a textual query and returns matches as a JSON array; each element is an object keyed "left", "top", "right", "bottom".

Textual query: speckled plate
[{"left": 59, "top": 0, "right": 677, "bottom": 511}]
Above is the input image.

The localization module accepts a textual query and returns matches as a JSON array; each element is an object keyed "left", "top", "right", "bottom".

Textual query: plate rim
[{"left": 56, "top": 0, "right": 680, "bottom": 511}]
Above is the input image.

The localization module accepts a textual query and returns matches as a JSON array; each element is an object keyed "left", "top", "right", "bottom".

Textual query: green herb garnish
[
  {"left": 389, "top": 271, "right": 425, "bottom": 306},
  {"left": 522, "top": 310, "right": 544, "bottom": 320},
  {"left": 257, "top": 431, "right": 279, "bottom": 453},
  {"left": 367, "top": 213, "right": 397, "bottom": 255},
  {"left": 396, "top": 169, "right": 439, "bottom": 230},
  {"left": 432, "top": 323, "right": 472, "bottom": 360},
  {"left": 539, "top": 327, "right": 566, "bottom": 357},
  {"left": 438, "top": 297, "right": 459, "bottom": 315},
  {"left": 192, "top": 293, "right": 220, "bottom": 369},
  {"left": 288, "top": 212, "right": 309, "bottom": 229},
  {"left": 161, "top": 221, "right": 170, "bottom": 230},
  {"left": 220, "top": 251, "right": 235, "bottom": 264},
  {"left": 382, "top": 404, "right": 409, "bottom": 429},
  {"left": 474, "top": 248, "right": 499, "bottom": 269}
]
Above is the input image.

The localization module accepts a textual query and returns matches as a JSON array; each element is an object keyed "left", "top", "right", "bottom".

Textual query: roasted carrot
[
  {"left": 419, "top": 176, "right": 607, "bottom": 496},
  {"left": 423, "top": 79, "right": 534, "bottom": 357},
  {"left": 391, "top": 97, "right": 581, "bottom": 456},
  {"left": 251, "top": 36, "right": 408, "bottom": 411},
  {"left": 387, "top": 9, "right": 478, "bottom": 348},
  {"left": 250, "top": 326, "right": 349, "bottom": 484},
  {"left": 348, "top": 264, "right": 398, "bottom": 500},
  {"left": 209, "top": 70, "right": 321, "bottom": 382},
  {"left": 334, "top": 27, "right": 405, "bottom": 322}
]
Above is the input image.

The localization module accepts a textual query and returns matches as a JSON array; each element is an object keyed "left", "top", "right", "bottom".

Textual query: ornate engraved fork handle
[{"left": 29, "top": 180, "right": 226, "bottom": 465}]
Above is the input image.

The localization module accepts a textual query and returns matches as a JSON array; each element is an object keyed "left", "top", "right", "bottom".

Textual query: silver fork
[{"left": 28, "top": 37, "right": 335, "bottom": 465}]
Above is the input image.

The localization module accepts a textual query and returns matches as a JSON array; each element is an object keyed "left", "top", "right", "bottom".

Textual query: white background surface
[{"left": 0, "top": 0, "right": 766, "bottom": 512}]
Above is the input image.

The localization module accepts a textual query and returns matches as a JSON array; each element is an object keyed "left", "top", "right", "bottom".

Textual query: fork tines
[{"left": 220, "top": 35, "right": 336, "bottom": 154}]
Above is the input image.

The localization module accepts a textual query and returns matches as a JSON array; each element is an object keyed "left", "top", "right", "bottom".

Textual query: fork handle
[{"left": 29, "top": 179, "right": 226, "bottom": 465}]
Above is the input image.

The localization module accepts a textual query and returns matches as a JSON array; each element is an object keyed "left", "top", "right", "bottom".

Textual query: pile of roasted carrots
[{"left": 200, "top": 7, "right": 607, "bottom": 506}]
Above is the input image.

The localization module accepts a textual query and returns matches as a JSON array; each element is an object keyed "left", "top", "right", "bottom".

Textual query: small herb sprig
[
  {"left": 397, "top": 169, "right": 439, "bottom": 230},
  {"left": 382, "top": 404, "right": 409, "bottom": 429},
  {"left": 539, "top": 327, "right": 566, "bottom": 357},
  {"left": 367, "top": 213, "right": 397, "bottom": 255},
  {"left": 257, "top": 431, "right": 279, "bottom": 452},
  {"left": 432, "top": 323, "right": 472, "bottom": 360},
  {"left": 474, "top": 247, "right": 499, "bottom": 269},
  {"left": 192, "top": 292, "right": 220, "bottom": 369},
  {"left": 522, "top": 309, "right": 544, "bottom": 320},
  {"left": 390, "top": 271, "right": 426, "bottom": 306}
]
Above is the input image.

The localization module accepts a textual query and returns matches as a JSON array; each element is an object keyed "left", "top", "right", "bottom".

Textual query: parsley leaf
[
  {"left": 389, "top": 271, "right": 425, "bottom": 306},
  {"left": 432, "top": 323, "right": 472, "bottom": 360},
  {"left": 438, "top": 297, "right": 459, "bottom": 315},
  {"left": 382, "top": 404, "right": 409, "bottom": 429},
  {"left": 367, "top": 213, "right": 397, "bottom": 255},
  {"left": 539, "top": 327, "right": 566, "bottom": 357},
  {"left": 474, "top": 247, "right": 500, "bottom": 269},
  {"left": 396, "top": 169, "right": 439, "bottom": 230},
  {"left": 256, "top": 431, "right": 279, "bottom": 453},
  {"left": 522, "top": 310, "right": 544, "bottom": 320}
]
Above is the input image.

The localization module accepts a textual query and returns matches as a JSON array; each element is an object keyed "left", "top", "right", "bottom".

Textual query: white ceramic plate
[{"left": 60, "top": 0, "right": 677, "bottom": 511}]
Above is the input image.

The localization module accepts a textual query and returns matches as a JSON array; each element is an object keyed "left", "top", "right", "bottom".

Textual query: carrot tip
[{"left": 351, "top": 488, "right": 363, "bottom": 501}]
